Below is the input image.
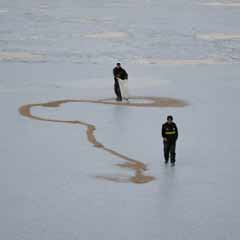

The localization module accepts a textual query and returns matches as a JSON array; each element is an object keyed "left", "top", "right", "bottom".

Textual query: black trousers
[
  {"left": 163, "top": 141, "right": 176, "bottom": 163},
  {"left": 114, "top": 80, "right": 122, "bottom": 100}
]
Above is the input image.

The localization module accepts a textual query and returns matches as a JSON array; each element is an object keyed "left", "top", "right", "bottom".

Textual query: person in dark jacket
[
  {"left": 162, "top": 115, "right": 178, "bottom": 165},
  {"left": 113, "top": 63, "right": 128, "bottom": 101}
]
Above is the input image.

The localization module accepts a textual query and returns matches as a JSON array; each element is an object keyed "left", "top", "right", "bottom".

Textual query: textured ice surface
[
  {"left": 1, "top": 0, "right": 240, "bottom": 64},
  {"left": 1, "top": 0, "right": 240, "bottom": 240}
]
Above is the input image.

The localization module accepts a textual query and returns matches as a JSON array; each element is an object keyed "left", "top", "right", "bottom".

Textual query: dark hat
[
  {"left": 167, "top": 115, "right": 173, "bottom": 121},
  {"left": 116, "top": 62, "right": 121, "bottom": 66}
]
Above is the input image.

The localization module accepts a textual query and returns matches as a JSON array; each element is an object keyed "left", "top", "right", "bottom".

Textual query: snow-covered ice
[{"left": 0, "top": 0, "right": 240, "bottom": 239}]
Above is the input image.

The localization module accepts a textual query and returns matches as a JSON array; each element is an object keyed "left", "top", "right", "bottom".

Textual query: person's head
[
  {"left": 167, "top": 115, "right": 173, "bottom": 123},
  {"left": 116, "top": 62, "right": 121, "bottom": 68}
]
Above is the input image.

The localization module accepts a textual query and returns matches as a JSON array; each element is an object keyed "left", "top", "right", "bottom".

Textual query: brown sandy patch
[
  {"left": 95, "top": 175, "right": 131, "bottom": 183},
  {"left": 96, "top": 171, "right": 154, "bottom": 184},
  {"left": 19, "top": 96, "right": 187, "bottom": 184}
]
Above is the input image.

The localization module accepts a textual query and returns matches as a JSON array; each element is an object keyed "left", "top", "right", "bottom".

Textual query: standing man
[
  {"left": 113, "top": 63, "right": 128, "bottom": 101},
  {"left": 162, "top": 115, "right": 178, "bottom": 165}
]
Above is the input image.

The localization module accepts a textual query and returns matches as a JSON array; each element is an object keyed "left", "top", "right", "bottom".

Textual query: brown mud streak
[{"left": 19, "top": 96, "right": 187, "bottom": 184}]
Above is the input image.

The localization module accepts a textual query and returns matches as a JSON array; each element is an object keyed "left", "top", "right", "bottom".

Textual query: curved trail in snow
[{"left": 19, "top": 97, "right": 187, "bottom": 184}]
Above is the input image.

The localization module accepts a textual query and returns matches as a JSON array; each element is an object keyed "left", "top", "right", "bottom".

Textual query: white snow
[
  {"left": 202, "top": 2, "right": 240, "bottom": 7},
  {"left": 0, "top": 52, "right": 46, "bottom": 62},
  {"left": 132, "top": 57, "right": 225, "bottom": 65},
  {"left": 84, "top": 32, "right": 128, "bottom": 39},
  {"left": 196, "top": 33, "right": 240, "bottom": 40}
]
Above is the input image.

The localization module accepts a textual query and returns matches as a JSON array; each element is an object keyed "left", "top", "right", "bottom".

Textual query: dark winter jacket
[
  {"left": 162, "top": 122, "right": 178, "bottom": 143},
  {"left": 113, "top": 67, "right": 128, "bottom": 81}
]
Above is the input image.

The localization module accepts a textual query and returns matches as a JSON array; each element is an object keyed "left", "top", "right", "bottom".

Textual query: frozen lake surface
[{"left": 0, "top": 0, "right": 240, "bottom": 239}]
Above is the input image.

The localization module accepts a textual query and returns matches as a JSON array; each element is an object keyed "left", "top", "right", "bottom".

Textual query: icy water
[{"left": 1, "top": 1, "right": 240, "bottom": 240}]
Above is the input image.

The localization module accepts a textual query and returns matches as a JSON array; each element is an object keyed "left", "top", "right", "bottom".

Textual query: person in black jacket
[
  {"left": 113, "top": 63, "right": 128, "bottom": 101},
  {"left": 162, "top": 115, "right": 178, "bottom": 165}
]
